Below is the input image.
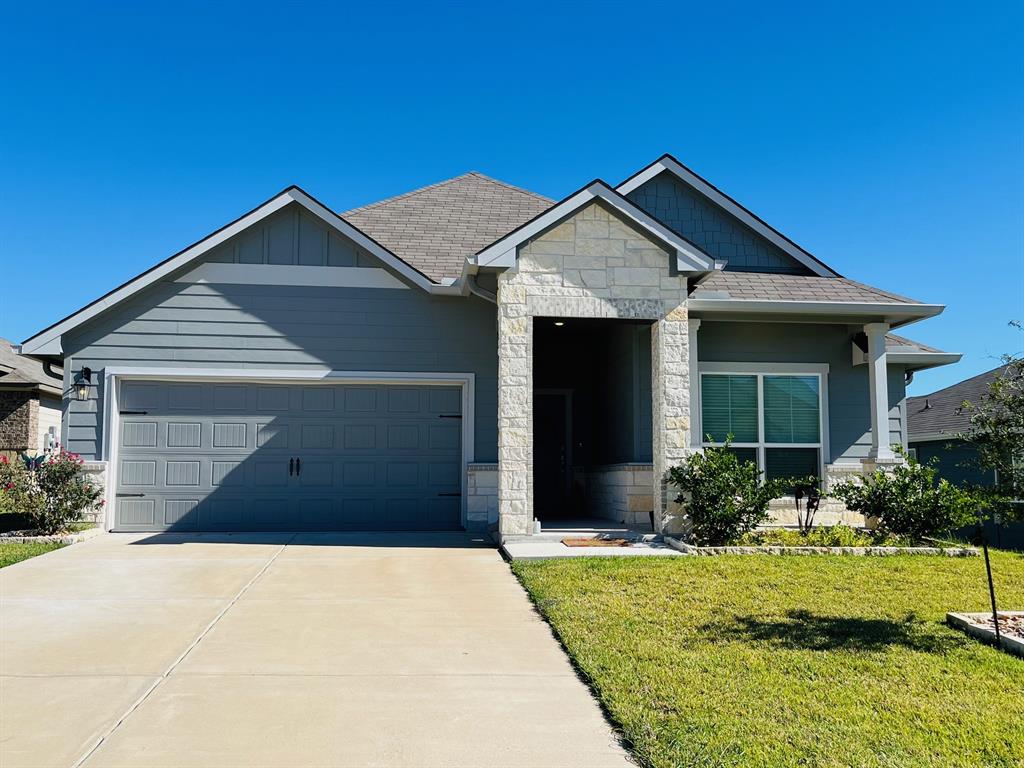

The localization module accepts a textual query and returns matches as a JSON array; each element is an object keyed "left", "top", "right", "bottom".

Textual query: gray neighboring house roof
[
  {"left": 0, "top": 338, "right": 62, "bottom": 396},
  {"left": 343, "top": 172, "right": 554, "bottom": 283},
  {"left": 907, "top": 365, "right": 1007, "bottom": 441}
]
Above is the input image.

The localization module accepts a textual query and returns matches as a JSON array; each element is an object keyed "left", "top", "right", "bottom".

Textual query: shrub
[
  {"left": 0, "top": 450, "right": 102, "bottom": 534},
  {"left": 830, "top": 455, "right": 979, "bottom": 542},
  {"left": 0, "top": 456, "right": 44, "bottom": 525},
  {"left": 668, "top": 443, "right": 794, "bottom": 545}
]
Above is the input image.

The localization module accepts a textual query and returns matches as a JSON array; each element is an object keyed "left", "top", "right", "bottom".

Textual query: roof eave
[{"left": 687, "top": 298, "right": 945, "bottom": 328}]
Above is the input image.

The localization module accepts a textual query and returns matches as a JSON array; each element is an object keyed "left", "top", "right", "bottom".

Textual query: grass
[
  {"left": 512, "top": 552, "right": 1024, "bottom": 768},
  {"left": 0, "top": 540, "right": 66, "bottom": 568}
]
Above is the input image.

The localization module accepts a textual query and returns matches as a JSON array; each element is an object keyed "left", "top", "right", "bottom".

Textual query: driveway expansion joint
[{"left": 70, "top": 534, "right": 296, "bottom": 768}]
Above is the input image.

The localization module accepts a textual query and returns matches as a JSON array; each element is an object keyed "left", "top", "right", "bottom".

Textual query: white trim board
[
  {"left": 616, "top": 154, "right": 839, "bottom": 278},
  {"left": 688, "top": 297, "right": 945, "bottom": 329},
  {"left": 21, "top": 186, "right": 458, "bottom": 356},
  {"left": 173, "top": 263, "right": 410, "bottom": 290},
  {"left": 472, "top": 180, "right": 723, "bottom": 274},
  {"left": 100, "top": 368, "right": 476, "bottom": 532}
]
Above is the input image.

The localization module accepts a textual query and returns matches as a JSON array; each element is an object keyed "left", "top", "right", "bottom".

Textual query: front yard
[
  {"left": 0, "top": 540, "right": 66, "bottom": 568},
  {"left": 513, "top": 552, "right": 1024, "bottom": 768}
]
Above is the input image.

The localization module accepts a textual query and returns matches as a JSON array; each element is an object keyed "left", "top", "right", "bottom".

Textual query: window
[{"left": 700, "top": 371, "right": 825, "bottom": 482}]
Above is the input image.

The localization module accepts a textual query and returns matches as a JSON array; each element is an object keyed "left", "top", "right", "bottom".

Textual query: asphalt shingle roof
[
  {"left": 0, "top": 338, "right": 63, "bottom": 395},
  {"left": 907, "top": 365, "right": 1007, "bottom": 439},
  {"left": 342, "top": 172, "right": 553, "bottom": 282},
  {"left": 693, "top": 271, "right": 923, "bottom": 304}
]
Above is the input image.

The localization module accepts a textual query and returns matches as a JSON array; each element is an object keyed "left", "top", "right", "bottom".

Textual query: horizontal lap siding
[
  {"left": 698, "top": 321, "right": 907, "bottom": 463},
  {"left": 63, "top": 281, "right": 498, "bottom": 462}
]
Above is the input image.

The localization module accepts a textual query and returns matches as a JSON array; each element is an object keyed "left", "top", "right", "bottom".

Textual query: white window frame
[{"left": 696, "top": 362, "right": 830, "bottom": 483}]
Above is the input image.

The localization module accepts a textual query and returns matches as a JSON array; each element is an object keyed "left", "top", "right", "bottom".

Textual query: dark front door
[{"left": 534, "top": 390, "right": 571, "bottom": 519}]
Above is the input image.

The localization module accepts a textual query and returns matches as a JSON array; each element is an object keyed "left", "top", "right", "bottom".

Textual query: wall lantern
[{"left": 76, "top": 367, "right": 92, "bottom": 402}]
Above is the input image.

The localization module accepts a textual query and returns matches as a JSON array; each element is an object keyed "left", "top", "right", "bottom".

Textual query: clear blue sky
[{"left": 1, "top": 1, "right": 1021, "bottom": 395}]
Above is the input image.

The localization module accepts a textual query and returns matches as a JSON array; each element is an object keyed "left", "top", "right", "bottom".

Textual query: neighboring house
[
  {"left": 907, "top": 365, "right": 1007, "bottom": 486},
  {"left": 19, "top": 154, "right": 961, "bottom": 538},
  {"left": 908, "top": 365, "right": 1023, "bottom": 550},
  {"left": 0, "top": 338, "right": 63, "bottom": 455}
]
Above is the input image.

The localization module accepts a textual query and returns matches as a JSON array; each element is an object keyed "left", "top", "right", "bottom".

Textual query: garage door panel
[{"left": 116, "top": 382, "right": 462, "bottom": 531}]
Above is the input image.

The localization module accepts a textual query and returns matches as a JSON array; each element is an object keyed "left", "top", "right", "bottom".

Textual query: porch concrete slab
[
  {"left": 82, "top": 674, "right": 630, "bottom": 768},
  {"left": 0, "top": 598, "right": 224, "bottom": 676},
  {"left": 0, "top": 675, "right": 157, "bottom": 768},
  {"left": 176, "top": 599, "right": 574, "bottom": 676},
  {"left": 502, "top": 539, "right": 685, "bottom": 560}
]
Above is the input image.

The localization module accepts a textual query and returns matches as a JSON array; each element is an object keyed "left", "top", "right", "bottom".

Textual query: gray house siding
[
  {"left": 697, "top": 321, "right": 906, "bottom": 463},
  {"left": 60, "top": 206, "right": 499, "bottom": 463},
  {"left": 626, "top": 171, "right": 812, "bottom": 275}
]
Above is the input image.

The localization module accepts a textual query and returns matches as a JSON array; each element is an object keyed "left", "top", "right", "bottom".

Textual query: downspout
[{"left": 466, "top": 274, "right": 497, "bottom": 304}]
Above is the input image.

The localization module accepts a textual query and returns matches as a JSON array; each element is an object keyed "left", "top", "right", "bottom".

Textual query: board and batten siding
[
  {"left": 59, "top": 204, "right": 498, "bottom": 461},
  {"left": 697, "top": 321, "right": 907, "bottom": 463}
]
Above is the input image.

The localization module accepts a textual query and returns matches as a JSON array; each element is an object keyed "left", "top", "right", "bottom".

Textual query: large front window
[{"left": 700, "top": 371, "right": 824, "bottom": 481}]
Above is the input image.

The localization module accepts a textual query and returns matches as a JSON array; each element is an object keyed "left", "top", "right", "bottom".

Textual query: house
[
  {"left": 0, "top": 338, "right": 63, "bottom": 456},
  {"left": 908, "top": 364, "right": 1022, "bottom": 550},
  {"left": 18, "top": 154, "right": 962, "bottom": 539},
  {"left": 907, "top": 365, "right": 1007, "bottom": 487}
]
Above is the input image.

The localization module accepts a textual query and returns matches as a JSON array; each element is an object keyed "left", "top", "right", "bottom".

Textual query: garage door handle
[
  {"left": 295, "top": 458, "right": 301, "bottom": 476},
  {"left": 116, "top": 493, "right": 145, "bottom": 498},
  {"left": 289, "top": 458, "right": 294, "bottom": 476}
]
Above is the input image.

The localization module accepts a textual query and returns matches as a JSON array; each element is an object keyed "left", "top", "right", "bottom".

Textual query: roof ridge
[
  {"left": 341, "top": 173, "right": 475, "bottom": 216},
  {"left": 464, "top": 171, "right": 554, "bottom": 204},
  {"left": 341, "top": 171, "right": 552, "bottom": 217}
]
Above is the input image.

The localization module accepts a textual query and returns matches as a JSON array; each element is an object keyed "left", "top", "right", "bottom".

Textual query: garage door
[{"left": 114, "top": 381, "right": 463, "bottom": 532}]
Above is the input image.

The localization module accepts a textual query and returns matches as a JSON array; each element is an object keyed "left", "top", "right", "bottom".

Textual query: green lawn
[
  {"left": 0, "top": 541, "right": 66, "bottom": 568},
  {"left": 513, "top": 552, "right": 1024, "bottom": 768}
]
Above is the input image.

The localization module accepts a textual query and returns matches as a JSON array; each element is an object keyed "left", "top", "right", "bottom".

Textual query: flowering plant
[{"left": 0, "top": 446, "right": 102, "bottom": 534}]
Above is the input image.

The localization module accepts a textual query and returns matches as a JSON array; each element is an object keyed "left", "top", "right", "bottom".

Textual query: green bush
[
  {"left": 0, "top": 450, "right": 103, "bottom": 535},
  {"left": 830, "top": 455, "right": 979, "bottom": 542},
  {"left": 668, "top": 444, "right": 794, "bottom": 546}
]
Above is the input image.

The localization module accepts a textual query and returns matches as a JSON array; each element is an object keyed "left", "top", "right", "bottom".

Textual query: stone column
[
  {"left": 497, "top": 286, "right": 532, "bottom": 536},
  {"left": 651, "top": 305, "right": 692, "bottom": 534},
  {"left": 864, "top": 322, "right": 894, "bottom": 461}
]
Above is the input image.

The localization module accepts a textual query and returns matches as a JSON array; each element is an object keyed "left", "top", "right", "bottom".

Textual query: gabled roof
[
  {"left": 0, "top": 338, "right": 62, "bottom": 396},
  {"left": 344, "top": 172, "right": 553, "bottom": 283},
  {"left": 908, "top": 365, "right": 1008, "bottom": 441},
  {"left": 20, "top": 186, "right": 460, "bottom": 356},
  {"left": 472, "top": 180, "right": 722, "bottom": 274},
  {"left": 616, "top": 153, "right": 840, "bottom": 278}
]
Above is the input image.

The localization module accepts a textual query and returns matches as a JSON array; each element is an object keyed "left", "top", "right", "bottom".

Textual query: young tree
[{"left": 959, "top": 322, "right": 1023, "bottom": 520}]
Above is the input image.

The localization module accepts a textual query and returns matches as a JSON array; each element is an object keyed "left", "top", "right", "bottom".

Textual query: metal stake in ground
[{"left": 979, "top": 508, "right": 1001, "bottom": 644}]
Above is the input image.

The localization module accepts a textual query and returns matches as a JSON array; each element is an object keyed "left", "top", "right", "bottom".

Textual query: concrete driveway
[{"left": 0, "top": 532, "right": 630, "bottom": 768}]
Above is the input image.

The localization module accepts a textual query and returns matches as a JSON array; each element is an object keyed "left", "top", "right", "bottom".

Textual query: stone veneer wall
[
  {"left": 80, "top": 461, "right": 107, "bottom": 525},
  {"left": 496, "top": 202, "right": 694, "bottom": 537},
  {"left": 466, "top": 463, "right": 498, "bottom": 531},
  {"left": 0, "top": 390, "right": 39, "bottom": 452},
  {"left": 586, "top": 463, "right": 655, "bottom": 528}
]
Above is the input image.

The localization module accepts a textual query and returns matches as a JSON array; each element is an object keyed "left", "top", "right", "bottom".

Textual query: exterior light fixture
[
  {"left": 76, "top": 367, "right": 92, "bottom": 402},
  {"left": 553, "top": 321, "right": 565, "bottom": 327}
]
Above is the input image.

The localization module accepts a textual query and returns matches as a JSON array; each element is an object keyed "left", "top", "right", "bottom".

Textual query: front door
[{"left": 533, "top": 390, "right": 571, "bottom": 519}]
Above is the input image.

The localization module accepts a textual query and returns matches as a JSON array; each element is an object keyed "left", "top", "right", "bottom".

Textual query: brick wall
[{"left": 0, "top": 390, "right": 38, "bottom": 452}]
